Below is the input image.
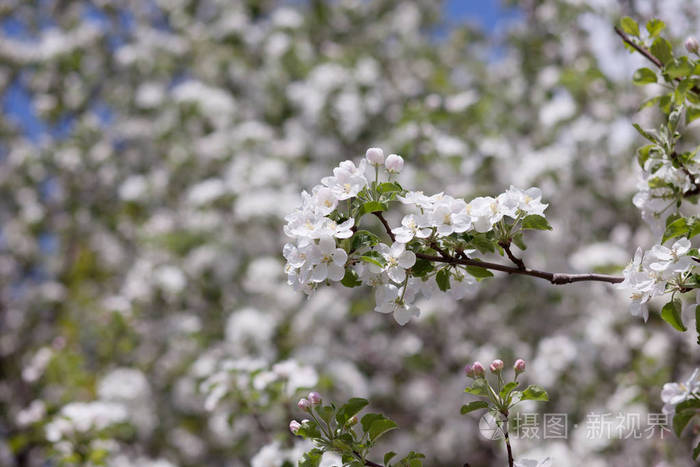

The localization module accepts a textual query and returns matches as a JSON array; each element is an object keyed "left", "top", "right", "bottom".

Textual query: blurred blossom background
[{"left": 1, "top": 0, "right": 700, "bottom": 466}]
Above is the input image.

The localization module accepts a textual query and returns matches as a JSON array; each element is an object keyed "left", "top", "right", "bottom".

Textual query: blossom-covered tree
[{"left": 2, "top": 1, "right": 700, "bottom": 466}]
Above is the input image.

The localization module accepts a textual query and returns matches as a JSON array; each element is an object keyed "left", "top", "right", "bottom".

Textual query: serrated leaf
[
  {"left": 673, "top": 409, "right": 695, "bottom": 437},
  {"left": 299, "top": 449, "right": 324, "bottom": 467},
  {"left": 499, "top": 381, "right": 519, "bottom": 400},
  {"left": 465, "top": 265, "right": 494, "bottom": 280},
  {"left": 341, "top": 268, "right": 362, "bottom": 288},
  {"left": 620, "top": 17, "right": 639, "bottom": 36},
  {"left": 661, "top": 299, "right": 686, "bottom": 332},
  {"left": 633, "top": 67, "right": 657, "bottom": 85},
  {"left": 646, "top": 18, "right": 665, "bottom": 37},
  {"left": 666, "top": 57, "right": 693, "bottom": 79},
  {"left": 469, "top": 233, "right": 496, "bottom": 253},
  {"left": 521, "top": 215, "right": 552, "bottom": 231},
  {"left": 687, "top": 105, "right": 700, "bottom": 125},
  {"left": 360, "top": 413, "right": 383, "bottom": 433},
  {"left": 360, "top": 201, "right": 387, "bottom": 216},
  {"left": 521, "top": 385, "right": 549, "bottom": 402},
  {"left": 360, "top": 251, "right": 385, "bottom": 268},
  {"left": 662, "top": 217, "right": 689, "bottom": 243},
  {"left": 336, "top": 398, "right": 369, "bottom": 425},
  {"left": 464, "top": 379, "right": 489, "bottom": 396},
  {"left": 377, "top": 182, "right": 402, "bottom": 194},
  {"left": 351, "top": 230, "right": 380, "bottom": 251},
  {"left": 317, "top": 405, "right": 335, "bottom": 425},
  {"left": 460, "top": 400, "right": 489, "bottom": 415},
  {"left": 436, "top": 268, "right": 450, "bottom": 291},
  {"left": 651, "top": 37, "right": 673, "bottom": 66},
  {"left": 632, "top": 123, "right": 657, "bottom": 142},
  {"left": 368, "top": 418, "right": 398, "bottom": 442},
  {"left": 411, "top": 258, "right": 434, "bottom": 277}
]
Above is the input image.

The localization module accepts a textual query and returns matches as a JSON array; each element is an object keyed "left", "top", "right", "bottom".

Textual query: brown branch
[
  {"left": 614, "top": 26, "right": 663, "bottom": 68},
  {"left": 353, "top": 451, "right": 382, "bottom": 467},
  {"left": 614, "top": 26, "right": 700, "bottom": 93},
  {"left": 499, "top": 242, "right": 525, "bottom": 270},
  {"left": 368, "top": 205, "right": 623, "bottom": 285},
  {"left": 373, "top": 211, "right": 395, "bottom": 242},
  {"left": 415, "top": 253, "right": 623, "bottom": 285}
]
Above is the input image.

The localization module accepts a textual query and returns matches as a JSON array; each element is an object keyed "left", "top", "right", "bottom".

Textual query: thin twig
[
  {"left": 370, "top": 208, "right": 624, "bottom": 285},
  {"left": 415, "top": 252, "right": 623, "bottom": 285},
  {"left": 614, "top": 26, "right": 663, "bottom": 68},
  {"left": 373, "top": 211, "right": 396, "bottom": 242},
  {"left": 500, "top": 243, "right": 525, "bottom": 270},
  {"left": 353, "top": 451, "right": 383, "bottom": 467},
  {"left": 613, "top": 26, "right": 700, "bottom": 93}
]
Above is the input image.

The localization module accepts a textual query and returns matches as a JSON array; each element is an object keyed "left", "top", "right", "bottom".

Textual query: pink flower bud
[
  {"left": 308, "top": 391, "right": 322, "bottom": 405},
  {"left": 472, "top": 361, "right": 485, "bottom": 377},
  {"left": 686, "top": 37, "right": 700, "bottom": 54},
  {"left": 297, "top": 398, "right": 311, "bottom": 411},
  {"left": 514, "top": 359, "right": 526, "bottom": 374},
  {"left": 289, "top": 420, "right": 301, "bottom": 434},
  {"left": 366, "top": 147, "right": 385, "bottom": 166},
  {"left": 385, "top": 154, "right": 404, "bottom": 173},
  {"left": 489, "top": 359, "right": 504, "bottom": 373},
  {"left": 464, "top": 364, "right": 474, "bottom": 378}
]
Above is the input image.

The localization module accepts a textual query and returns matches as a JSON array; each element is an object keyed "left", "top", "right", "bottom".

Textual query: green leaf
[
  {"left": 341, "top": 268, "right": 362, "bottom": 288},
  {"left": 469, "top": 233, "right": 496, "bottom": 253},
  {"left": 360, "top": 251, "right": 385, "bottom": 268},
  {"left": 499, "top": 381, "right": 519, "bottom": 401},
  {"left": 676, "top": 398, "right": 700, "bottom": 412},
  {"left": 436, "top": 268, "right": 450, "bottom": 292},
  {"left": 460, "top": 400, "right": 489, "bottom": 415},
  {"left": 377, "top": 182, "right": 402, "bottom": 194},
  {"left": 521, "top": 215, "right": 552, "bottom": 231},
  {"left": 662, "top": 217, "right": 689, "bottom": 243},
  {"left": 360, "top": 201, "right": 387, "bottom": 216},
  {"left": 694, "top": 440, "right": 700, "bottom": 460},
  {"left": 633, "top": 67, "right": 657, "bottom": 85},
  {"left": 465, "top": 265, "right": 494, "bottom": 281},
  {"left": 661, "top": 299, "right": 686, "bottom": 332},
  {"left": 384, "top": 452, "right": 397, "bottom": 465},
  {"left": 411, "top": 258, "right": 434, "bottom": 277},
  {"left": 296, "top": 420, "right": 323, "bottom": 439},
  {"left": 368, "top": 417, "right": 398, "bottom": 442},
  {"left": 637, "top": 144, "right": 654, "bottom": 168},
  {"left": 651, "top": 37, "right": 673, "bottom": 66},
  {"left": 317, "top": 405, "right": 335, "bottom": 425},
  {"left": 299, "top": 448, "right": 324, "bottom": 467},
  {"left": 632, "top": 123, "right": 657, "bottom": 142},
  {"left": 336, "top": 398, "right": 369, "bottom": 425},
  {"left": 666, "top": 57, "right": 693, "bottom": 79},
  {"left": 521, "top": 385, "right": 549, "bottom": 402},
  {"left": 687, "top": 105, "right": 700, "bottom": 125},
  {"left": 351, "top": 230, "right": 381, "bottom": 251},
  {"left": 464, "top": 379, "right": 489, "bottom": 396},
  {"left": 673, "top": 410, "right": 695, "bottom": 437},
  {"left": 360, "top": 413, "right": 383, "bottom": 432},
  {"left": 620, "top": 17, "right": 639, "bottom": 36},
  {"left": 646, "top": 18, "right": 666, "bottom": 37}
]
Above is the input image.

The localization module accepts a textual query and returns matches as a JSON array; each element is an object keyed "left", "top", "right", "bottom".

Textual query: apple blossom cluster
[
  {"left": 283, "top": 147, "right": 550, "bottom": 325},
  {"left": 661, "top": 368, "right": 700, "bottom": 415},
  {"left": 617, "top": 238, "right": 695, "bottom": 321},
  {"left": 44, "top": 401, "right": 129, "bottom": 461}
]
